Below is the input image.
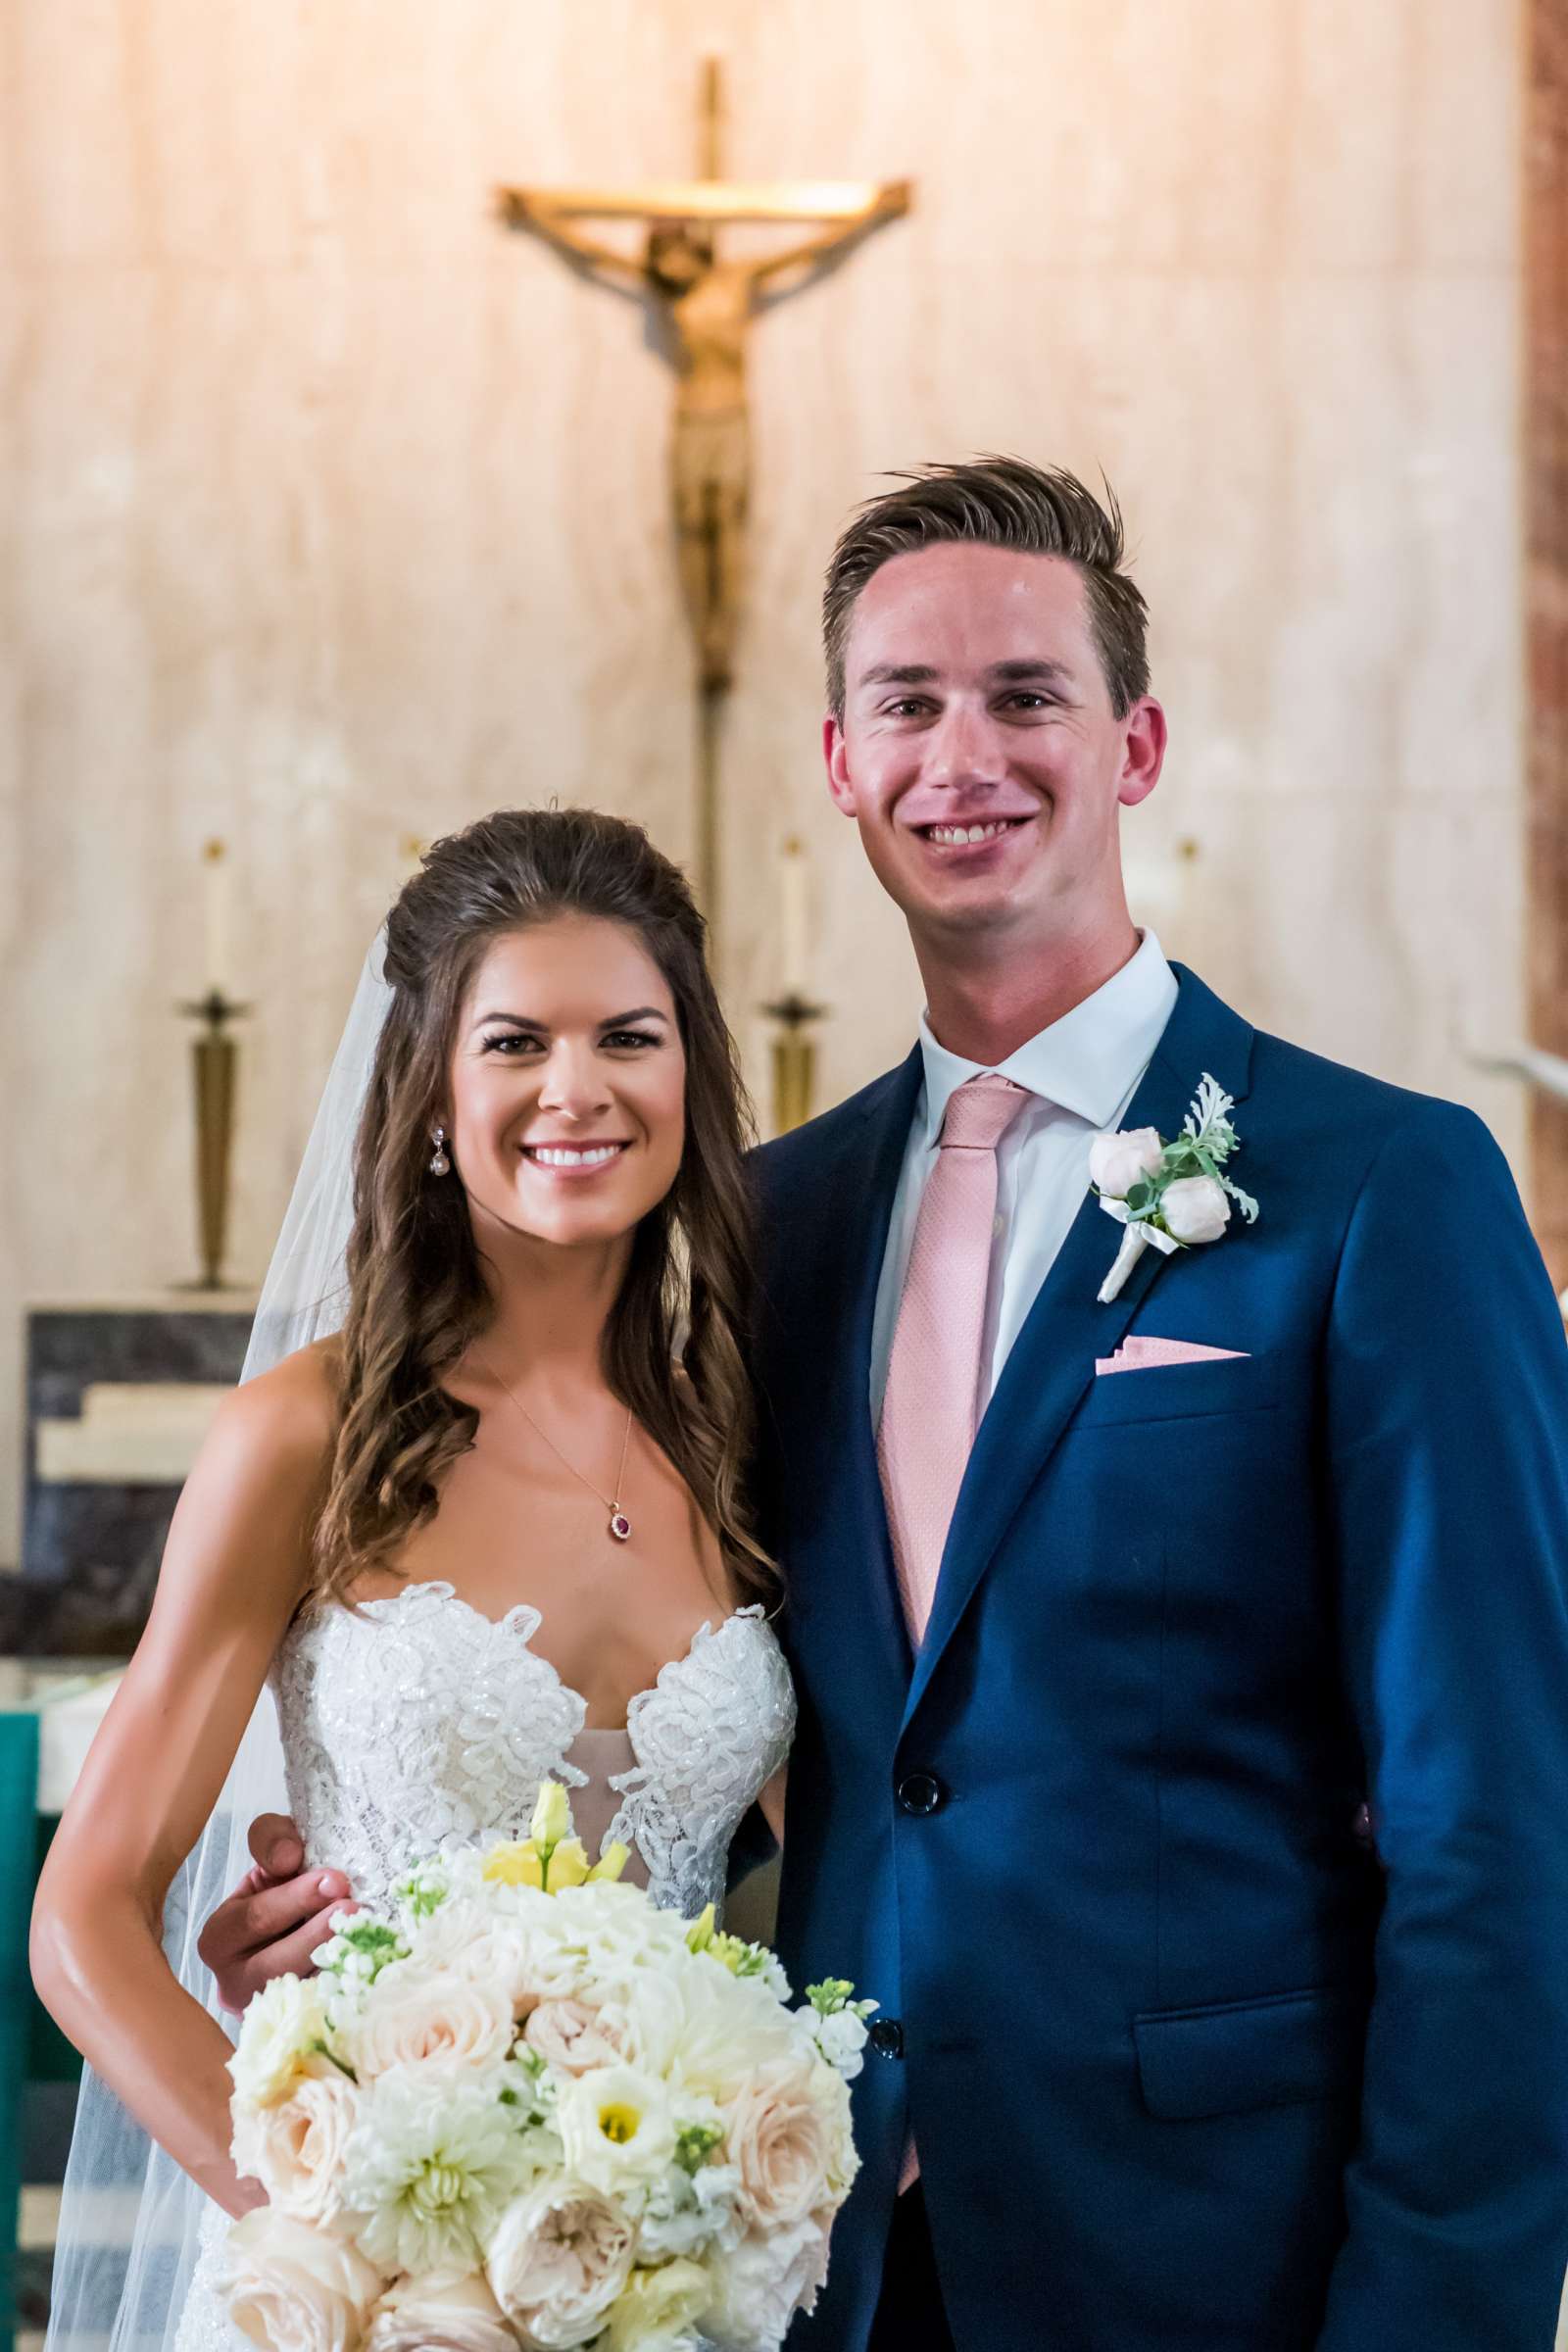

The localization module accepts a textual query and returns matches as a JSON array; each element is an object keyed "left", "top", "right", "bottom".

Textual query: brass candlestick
[
  {"left": 764, "top": 992, "right": 827, "bottom": 1135},
  {"left": 176, "top": 990, "right": 250, "bottom": 1290}
]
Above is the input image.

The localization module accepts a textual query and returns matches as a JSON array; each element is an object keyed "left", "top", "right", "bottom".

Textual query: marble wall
[
  {"left": 1529, "top": 0, "right": 1568, "bottom": 1281},
  {"left": 0, "top": 0, "right": 1526, "bottom": 1561}
]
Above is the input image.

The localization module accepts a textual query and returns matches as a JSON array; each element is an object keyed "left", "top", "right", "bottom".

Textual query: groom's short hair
[{"left": 822, "top": 456, "right": 1150, "bottom": 721}]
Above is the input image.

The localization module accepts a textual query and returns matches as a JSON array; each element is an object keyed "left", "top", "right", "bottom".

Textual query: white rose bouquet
[{"left": 220, "top": 1784, "right": 871, "bottom": 2352}]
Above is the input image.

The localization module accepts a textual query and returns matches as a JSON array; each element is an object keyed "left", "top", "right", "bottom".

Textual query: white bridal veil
[{"left": 45, "top": 935, "right": 396, "bottom": 2352}]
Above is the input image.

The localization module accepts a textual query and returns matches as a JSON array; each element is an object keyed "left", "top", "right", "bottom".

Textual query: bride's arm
[{"left": 30, "top": 1350, "right": 333, "bottom": 2217}]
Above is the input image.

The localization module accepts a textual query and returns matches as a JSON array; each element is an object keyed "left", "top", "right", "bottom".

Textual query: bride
[{"left": 30, "top": 807, "right": 795, "bottom": 2349}]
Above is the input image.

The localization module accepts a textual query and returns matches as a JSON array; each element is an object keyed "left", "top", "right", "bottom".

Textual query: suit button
[
  {"left": 868, "top": 2018, "right": 906, "bottom": 2059},
  {"left": 898, "top": 1771, "right": 946, "bottom": 1816}
]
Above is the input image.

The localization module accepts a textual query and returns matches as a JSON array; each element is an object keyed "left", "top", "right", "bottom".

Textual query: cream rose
[
  {"left": 485, "top": 2180, "right": 634, "bottom": 2350},
  {"left": 232, "top": 2069, "right": 361, "bottom": 2227},
  {"left": 365, "top": 2272, "right": 515, "bottom": 2352},
  {"left": 1160, "top": 1174, "right": 1232, "bottom": 1245},
  {"left": 702, "top": 2212, "right": 832, "bottom": 2352},
  {"left": 229, "top": 1977, "right": 333, "bottom": 2113},
  {"left": 349, "top": 1963, "right": 515, "bottom": 2082},
  {"left": 523, "top": 1998, "right": 627, "bottom": 2077},
  {"left": 1088, "top": 1126, "right": 1163, "bottom": 1200},
  {"left": 721, "top": 2060, "right": 836, "bottom": 2230},
  {"left": 222, "top": 2207, "right": 383, "bottom": 2352},
  {"left": 604, "top": 2259, "right": 711, "bottom": 2350},
  {"left": 416, "top": 1896, "right": 585, "bottom": 2013}
]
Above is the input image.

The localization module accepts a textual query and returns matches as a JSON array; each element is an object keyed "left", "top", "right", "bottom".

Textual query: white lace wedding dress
[{"left": 172, "top": 1580, "right": 796, "bottom": 2352}]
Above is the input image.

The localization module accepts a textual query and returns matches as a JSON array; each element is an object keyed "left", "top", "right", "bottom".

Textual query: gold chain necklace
[{"left": 478, "top": 1357, "right": 635, "bottom": 1544}]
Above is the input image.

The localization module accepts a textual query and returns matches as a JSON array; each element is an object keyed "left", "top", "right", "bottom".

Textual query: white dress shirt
[{"left": 870, "top": 932, "right": 1179, "bottom": 1421}]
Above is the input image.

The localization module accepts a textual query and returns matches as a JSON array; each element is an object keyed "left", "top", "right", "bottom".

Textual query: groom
[
  {"left": 205, "top": 461, "right": 1568, "bottom": 2350},
  {"left": 748, "top": 459, "right": 1568, "bottom": 2351}
]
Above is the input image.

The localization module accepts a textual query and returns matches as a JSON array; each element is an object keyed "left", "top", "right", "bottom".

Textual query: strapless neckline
[{"left": 350, "top": 1578, "right": 767, "bottom": 1738}]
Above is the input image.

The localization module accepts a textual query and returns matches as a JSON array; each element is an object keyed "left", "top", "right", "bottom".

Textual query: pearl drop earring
[{"left": 429, "top": 1127, "right": 451, "bottom": 1176}]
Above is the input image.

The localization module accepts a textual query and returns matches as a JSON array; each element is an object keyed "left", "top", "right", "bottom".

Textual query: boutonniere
[{"left": 1089, "top": 1074, "right": 1259, "bottom": 1304}]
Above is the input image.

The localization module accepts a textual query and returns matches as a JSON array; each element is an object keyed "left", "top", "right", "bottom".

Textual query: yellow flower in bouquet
[{"left": 482, "top": 1779, "right": 627, "bottom": 1892}]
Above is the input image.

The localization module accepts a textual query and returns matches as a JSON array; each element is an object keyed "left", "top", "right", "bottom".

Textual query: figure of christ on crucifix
[
  {"left": 498, "top": 65, "right": 909, "bottom": 700},
  {"left": 501, "top": 192, "right": 906, "bottom": 691}
]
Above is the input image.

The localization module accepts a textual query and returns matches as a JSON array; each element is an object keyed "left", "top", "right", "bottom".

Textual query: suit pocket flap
[
  {"left": 1074, "top": 1348, "right": 1282, "bottom": 1430},
  {"left": 1134, "top": 1984, "right": 1366, "bottom": 2122}
]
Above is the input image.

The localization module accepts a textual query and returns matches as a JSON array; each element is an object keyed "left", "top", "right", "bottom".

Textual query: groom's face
[{"left": 824, "top": 543, "right": 1163, "bottom": 951}]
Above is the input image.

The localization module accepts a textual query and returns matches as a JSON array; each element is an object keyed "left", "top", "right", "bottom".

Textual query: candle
[
  {"left": 202, "top": 839, "right": 230, "bottom": 998},
  {"left": 780, "top": 837, "right": 808, "bottom": 1000}
]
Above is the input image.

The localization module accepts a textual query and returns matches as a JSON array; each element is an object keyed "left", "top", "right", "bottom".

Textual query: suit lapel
[
  {"left": 776, "top": 1050, "right": 922, "bottom": 1691},
  {"left": 904, "top": 967, "right": 1257, "bottom": 1726}
]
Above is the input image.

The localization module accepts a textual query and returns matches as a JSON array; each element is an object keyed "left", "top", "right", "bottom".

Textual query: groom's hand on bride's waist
[{"left": 196, "top": 1811, "right": 357, "bottom": 2013}]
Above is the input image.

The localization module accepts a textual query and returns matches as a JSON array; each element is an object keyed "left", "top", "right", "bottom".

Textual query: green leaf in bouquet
[
  {"left": 394, "top": 1862, "right": 450, "bottom": 1920},
  {"left": 321, "top": 1917, "right": 406, "bottom": 1985},
  {"left": 1124, "top": 1180, "right": 1154, "bottom": 1214},
  {"left": 310, "top": 2036, "right": 358, "bottom": 2082},
  {"left": 807, "top": 1979, "right": 858, "bottom": 2015},
  {"left": 674, "top": 2121, "right": 725, "bottom": 2176},
  {"left": 685, "top": 1904, "right": 717, "bottom": 1954}
]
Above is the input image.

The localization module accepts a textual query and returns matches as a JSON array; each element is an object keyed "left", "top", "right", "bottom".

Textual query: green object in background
[{"left": 0, "top": 1712, "right": 41, "bottom": 2352}]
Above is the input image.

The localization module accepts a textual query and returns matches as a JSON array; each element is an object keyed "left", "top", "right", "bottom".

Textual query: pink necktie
[
  {"left": 878, "top": 1074, "right": 1025, "bottom": 2194},
  {"left": 878, "top": 1073, "right": 1027, "bottom": 1646}
]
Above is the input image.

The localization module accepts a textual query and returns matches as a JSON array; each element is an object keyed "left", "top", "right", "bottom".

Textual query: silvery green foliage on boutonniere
[{"left": 1089, "top": 1074, "right": 1259, "bottom": 1303}]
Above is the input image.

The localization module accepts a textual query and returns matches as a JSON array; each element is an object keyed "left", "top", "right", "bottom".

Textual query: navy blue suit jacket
[{"left": 752, "top": 964, "right": 1568, "bottom": 2352}]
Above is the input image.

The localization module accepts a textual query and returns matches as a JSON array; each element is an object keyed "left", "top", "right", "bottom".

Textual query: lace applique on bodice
[
  {"left": 270, "top": 1580, "right": 794, "bottom": 1919},
  {"left": 172, "top": 1584, "right": 794, "bottom": 2352}
]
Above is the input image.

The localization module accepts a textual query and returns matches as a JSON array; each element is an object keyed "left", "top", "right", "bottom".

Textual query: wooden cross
[{"left": 498, "top": 60, "right": 909, "bottom": 921}]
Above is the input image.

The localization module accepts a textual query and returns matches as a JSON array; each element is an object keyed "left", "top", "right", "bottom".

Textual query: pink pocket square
[{"left": 1095, "top": 1336, "right": 1250, "bottom": 1376}]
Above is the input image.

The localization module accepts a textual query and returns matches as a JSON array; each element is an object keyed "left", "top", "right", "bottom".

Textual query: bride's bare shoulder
[{"left": 213, "top": 1337, "right": 341, "bottom": 1471}]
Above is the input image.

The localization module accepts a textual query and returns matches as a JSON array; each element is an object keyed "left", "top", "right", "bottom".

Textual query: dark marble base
[{"left": 17, "top": 1304, "right": 255, "bottom": 1658}]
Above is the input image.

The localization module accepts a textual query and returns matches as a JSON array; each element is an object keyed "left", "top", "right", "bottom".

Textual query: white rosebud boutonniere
[{"left": 1091, "top": 1074, "right": 1258, "bottom": 1303}]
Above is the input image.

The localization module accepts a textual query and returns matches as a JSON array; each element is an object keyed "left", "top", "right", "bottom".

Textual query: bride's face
[{"left": 444, "top": 913, "right": 687, "bottom": 1252}]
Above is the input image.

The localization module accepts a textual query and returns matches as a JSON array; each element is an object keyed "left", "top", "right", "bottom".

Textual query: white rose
[
  {"left": 230, "top": 1977, "right": 334, "bottom": 2113},
  {"left": 232, "top": 2069, "right": 361, "bottom": 2227},
  {"left": 600, "top": 1974, "right": 687, "bottom": 2080},
  {"left": 555, "top": 2065, "right": 676, "bottom": 2196},
  {"left": 702, "top": 2212, "right": 833, "bottom": 2352},
  {"left": 349, "top": 1962, "right": 515, "bottom": 2082},
  {"left": 668, "top": 1974, "right": 798, "bottom": 2105},
  {"left": 1088, "top": 1126, "right": 1163, "bottom": 1200},
  {"left": 604, "top": 2258, "right": 711, "bottom": 2350},
  {"left": 524, "top": 1998, "right": 627, "bottom": 2077},
  {"left": 366, "top": 2272, "right": 515, "bottom": 2352},
  {"left": 222, "top": 2207, "right": 383, "bottom": 2352},
  {"left": 721, "top": 2060, "right": 835, "bottom": 2231},
  {"left": 485, "top": 2179, "right": 634, "bottom": 2349},
  {"left": 1160, "top": 1174, "right": 1232, "bottom": 1245}
]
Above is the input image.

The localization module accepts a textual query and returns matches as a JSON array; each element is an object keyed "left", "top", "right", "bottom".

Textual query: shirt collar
[{"left": 915, "top": 930, "right": 1178, "bottom": 1148}]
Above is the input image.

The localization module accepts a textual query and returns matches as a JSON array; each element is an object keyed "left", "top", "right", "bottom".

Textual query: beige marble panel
[{"left": 1, "top": 0, "right": 1525, "bottom": 1558}]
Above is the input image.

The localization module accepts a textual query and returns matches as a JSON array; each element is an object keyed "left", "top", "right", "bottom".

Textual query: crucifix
[{"left": 498, "top": 61, "right": 909, "bottom": 922}]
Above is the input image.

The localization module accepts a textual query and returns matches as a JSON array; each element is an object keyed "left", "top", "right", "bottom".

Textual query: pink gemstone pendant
[{"left": 610, "top": 1511, "right": 632, "bottom": 1544}]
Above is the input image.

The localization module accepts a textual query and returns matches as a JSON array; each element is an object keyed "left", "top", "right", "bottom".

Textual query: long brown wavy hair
[{"left": 310, "top": 807, "right": 771, "bottom": 1607}]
